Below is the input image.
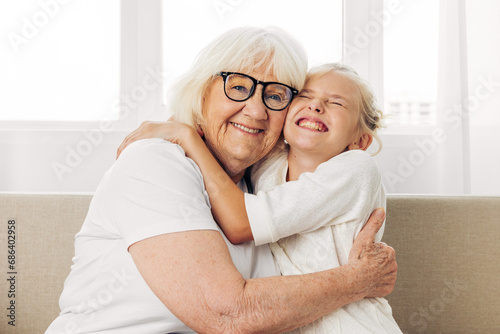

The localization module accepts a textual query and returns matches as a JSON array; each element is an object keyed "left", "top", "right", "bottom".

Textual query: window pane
[
  {"left": 466, "top": 0, "right": 500, "bottom": 194},
  {"left": 162, "top": 0, "right": 342, "bottom": 105},
  {"left": 466, "top": 0, "right": 500, "bottom": 127},
  {"left": 383, "top": 0, "right": 439, "bottom": 127},
  {"left": 0, "top": 1, "right": 120, "bottom": 121}
]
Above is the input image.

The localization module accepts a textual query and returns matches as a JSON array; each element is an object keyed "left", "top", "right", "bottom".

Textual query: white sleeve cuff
[{"left": 244, "top": 193, "right": 274, "bottom": 246}]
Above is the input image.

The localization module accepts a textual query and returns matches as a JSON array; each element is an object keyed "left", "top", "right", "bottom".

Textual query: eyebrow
[{"left": 301, "top": 89, "right": 349, "bottom": 102}]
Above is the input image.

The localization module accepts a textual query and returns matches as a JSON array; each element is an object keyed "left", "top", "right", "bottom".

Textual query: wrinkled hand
[
  {"left": 116, "top": 120, "right": 201, "bottom": 159},
  {"left": 348, "top": 208, "right": 397, "bottom": 298}
]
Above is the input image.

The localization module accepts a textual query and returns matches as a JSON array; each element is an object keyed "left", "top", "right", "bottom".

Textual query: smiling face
[
  {"left": 201, "top": 68, "right": 288, "bottom": 181},
  {"left": 284, "top": 70, "right": 372, "bottom": 163}
]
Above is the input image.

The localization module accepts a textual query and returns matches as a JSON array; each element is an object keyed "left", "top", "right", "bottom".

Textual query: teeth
[
  {"left": 232, "top": 122, "right": 261, "bottom": 134},
  {"left": 298, "top": 120, "right": 326, "bottom": 132}
]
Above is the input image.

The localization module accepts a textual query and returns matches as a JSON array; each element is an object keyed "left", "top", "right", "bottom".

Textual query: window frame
[
  {"left": 0, "top": 0, "right": 152, "bottom": 131},
  {"left": 1, "top": 0, "right": 382, "bottom": 130},
  {"left": 1, "top": 0, "right": 390, "bottom": 192},
  {"left": 343, "top": 0, "right": 384, "bottom": 107}
]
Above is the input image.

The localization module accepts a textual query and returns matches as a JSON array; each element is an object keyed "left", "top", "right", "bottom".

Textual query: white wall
[
  {"left": 0, "top": 130, "right": 128, "bottom": 193},
  {"left": 1, "top": 0, "right": 498, "bottom": 195},
  {"left": 0, "top": 131, "right": 456, "bottom": 194}
]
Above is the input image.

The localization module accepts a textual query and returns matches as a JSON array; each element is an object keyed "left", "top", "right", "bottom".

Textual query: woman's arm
[
  {"left": 116, "top": 140, "right": 397, "bottom": 333},
  {"left": 116, "top": 122, "right": 382, "bottom": 245},
  {"left": 117, "top": 121, "right": 254, "bottom": 244},
  {"left": 129, "top": 209, "right": 396, "bottom": 334}
]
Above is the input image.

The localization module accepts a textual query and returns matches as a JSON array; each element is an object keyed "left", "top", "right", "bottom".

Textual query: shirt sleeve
[
  {"left": 245, "top": 150, "right": 383, "bottom": 246},
  {"left": 98, "top": 138, "right": 218, "bottom": 248}
]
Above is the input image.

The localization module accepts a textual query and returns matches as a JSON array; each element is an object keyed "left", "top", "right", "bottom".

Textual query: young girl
[{"left": 125, "top": 63, "right": 401, "bottom": 333}]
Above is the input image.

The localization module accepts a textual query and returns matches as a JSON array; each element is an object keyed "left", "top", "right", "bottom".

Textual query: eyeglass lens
[{"left": 224, "top": 73, "right": 293, "bottom": 110}]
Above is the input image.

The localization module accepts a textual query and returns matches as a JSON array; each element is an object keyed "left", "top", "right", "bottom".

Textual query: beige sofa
[{"left": 1, "top": 194, "right": 499, "bottom": 334}]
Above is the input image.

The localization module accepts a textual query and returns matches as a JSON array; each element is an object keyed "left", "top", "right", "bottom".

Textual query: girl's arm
[
  {"left": 179, "top": 125, "right": 253, "bottom": 243},
  {"left": 118, "top": 121, "right": 253, "bottom": 244},
  {"left": 246, "top": 149, "right": 384, "bottom": 246},
  {"left": 116, "top": 122, "right": 383, "bottom": 246},
  {"left": 117, "top": 140, "right": 398, "bottom": 333}
]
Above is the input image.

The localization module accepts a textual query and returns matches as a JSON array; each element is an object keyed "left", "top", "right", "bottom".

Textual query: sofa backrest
[
  {"left": 1, "top": 194, "right": 499, "bottom": 333},
  {"left": 0, "top": 194, "right": 91, "bottom": 334},
  {"left": 384, "top": 195, "right": 500, "bottom": 333}
]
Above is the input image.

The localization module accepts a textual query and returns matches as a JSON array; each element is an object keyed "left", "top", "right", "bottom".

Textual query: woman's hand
[
  {"left": 116, "top": 121, "right": 201, "bottom": 159},
  {"left": 348, "top": 208, "right": 398, "bottom": 298}
]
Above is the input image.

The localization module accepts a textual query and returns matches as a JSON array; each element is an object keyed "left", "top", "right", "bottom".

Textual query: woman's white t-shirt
[{"left": 46, "top": 139, "right": 279, "bottom": 334}]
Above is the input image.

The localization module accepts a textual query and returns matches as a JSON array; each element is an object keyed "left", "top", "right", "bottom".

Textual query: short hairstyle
[
  {"left": 307, "top": 63, "right": 384, "bottom": 154},
  {"left": 168, "top": 26, "right": 308, "bottom": 128}
]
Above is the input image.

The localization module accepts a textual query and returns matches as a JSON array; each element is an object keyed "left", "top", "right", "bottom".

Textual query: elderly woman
[{"left": 47, "top": 27, "right": 397, "bottom": 334}]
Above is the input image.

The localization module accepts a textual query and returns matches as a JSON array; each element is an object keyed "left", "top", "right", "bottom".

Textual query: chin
[
  {"left": 225, "top": 148, "right": 258, "bottom": 166},
  {"left": 289, "top": 139, "right": 320, "bottom": 152}
]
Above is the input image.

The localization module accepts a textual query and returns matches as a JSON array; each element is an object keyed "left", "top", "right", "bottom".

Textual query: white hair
[{"left": 168, "top": 26, "right": 308, "bottom": 128}]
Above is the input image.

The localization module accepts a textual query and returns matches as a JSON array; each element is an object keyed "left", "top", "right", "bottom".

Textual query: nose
[
  {"left": 307, "top": 99, "right": 323, "bottom": 113},
  {"left": 242, "top": 86, "right": 268, "bottom": 121}
]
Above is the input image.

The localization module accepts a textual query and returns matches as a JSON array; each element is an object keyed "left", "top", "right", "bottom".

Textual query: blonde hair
[
  {"left": 168, "top": 26, "right": 308, "bottom": 128},
  {"left": 307, "top": 63, "right": 384, "bottom": 154}
]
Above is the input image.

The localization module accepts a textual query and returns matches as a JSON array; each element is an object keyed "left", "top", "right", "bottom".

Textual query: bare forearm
[
  {"left": 132, "top": 213, "right": 396, "bottom": 334},
  {"left": 183, "top": 133, "right": 253, "bottom": 243},
  {"left": 219, "top": 210, "right": 397, "bottom": 333},
  {"left": 232, "top": 265, "right": 365, "bottom": 333}
]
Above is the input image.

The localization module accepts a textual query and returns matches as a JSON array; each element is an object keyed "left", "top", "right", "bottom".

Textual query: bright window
[
  {"left": 383, "top": 0, "right": 439, "bottom": 128},
  {"left": 0, "top": 0, "right": 120, "bottom": 121},
  {"left": 162, "top": 0, "right": 343, "bottom": 105}
]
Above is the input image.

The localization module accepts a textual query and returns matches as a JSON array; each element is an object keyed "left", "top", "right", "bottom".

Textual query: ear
[{"left": 348, "top": 133, "right": 373, "bottom": 151}]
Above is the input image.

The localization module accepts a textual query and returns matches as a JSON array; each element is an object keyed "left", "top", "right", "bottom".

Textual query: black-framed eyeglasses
[{"left": 219, "top": 72, "right": 298, "bottom": 111}]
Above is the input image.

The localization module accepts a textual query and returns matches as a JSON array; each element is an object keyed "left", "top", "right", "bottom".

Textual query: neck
[
  {"left": 203, "top": 139, "right": 247, "bottom": 184},
  {"left": 286, "top": 146, "right": 326, "bottom": 181},
  {"left": 209, "top": 152, "right": 246, "bottom": 185},
  {"left": 224, "top": 165, "right": 246, "bottom": 184},
  {"left": 211, "top": 156, "right": 246, "bottom": 184}
]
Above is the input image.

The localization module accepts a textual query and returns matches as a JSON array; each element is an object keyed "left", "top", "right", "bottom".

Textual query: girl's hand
[{"left": 116, "top": 120, "right": 201, "bottom": 159}]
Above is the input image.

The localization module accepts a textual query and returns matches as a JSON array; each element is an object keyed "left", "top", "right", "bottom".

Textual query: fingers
[
  {"left": 384, "top": 243, "right": 396, "bottom": 261},
  {"left": 349, "top": 208, "right": 385, "bottom": 260},
  {"left": 115, "top": 120, "right": 196, "bottom": 159},
  {"left": 117, "top": 131, "right": 136, "bottom": 159},
  {"left": 116, "top": 122, "right": 151, "bottom": 159},
  {"left": 350, "top": 228, "right": 398, "bottom": 298},
  {"left": 358, "top": 208, "right": 386, "bottom": 244},
  {"left": 363, "top": 262, "right": 398, "bottom": 298},
  {"left": 365, "top": 246, "right": 398, "bottom": 297},
  {"left": 377, "top": 244, "right": 397, "bottom": 289},
  {"left": 378, "top": 264, "right": 398, "bottom": 296},
  {"left": 116, "top": 136, "right": 130, "bottom": 159}
]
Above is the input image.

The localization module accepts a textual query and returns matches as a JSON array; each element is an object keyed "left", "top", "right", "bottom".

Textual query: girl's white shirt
[{"left": 245, "top": 148, "right": 402, "bottom": 334}]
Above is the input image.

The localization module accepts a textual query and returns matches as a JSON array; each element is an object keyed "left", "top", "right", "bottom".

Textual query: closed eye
[{"left": 329, "top": 101, "right": 343, "bottom": 107}]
